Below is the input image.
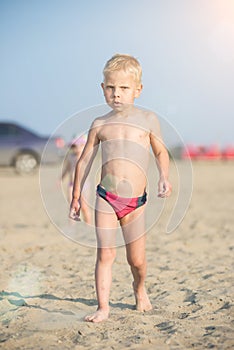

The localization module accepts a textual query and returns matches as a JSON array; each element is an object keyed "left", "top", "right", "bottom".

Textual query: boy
[
  {"left": 69, "top": 54, "right": 172, "bottom": 322},
  {"left": 61, "top": 135, "right": 91, "bottom": 224}
]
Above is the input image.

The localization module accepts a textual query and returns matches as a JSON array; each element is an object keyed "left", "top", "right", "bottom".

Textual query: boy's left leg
[{"left": 120, "top": 207, "right": 152, "bottom": 312}]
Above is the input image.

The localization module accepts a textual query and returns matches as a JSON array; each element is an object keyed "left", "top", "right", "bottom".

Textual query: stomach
[{"left": 100, "top": 159, "right": 147, "bottom": 197}]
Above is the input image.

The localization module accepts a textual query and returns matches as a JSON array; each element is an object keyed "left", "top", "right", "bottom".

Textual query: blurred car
[
  {"left": 0, "top": 121, "right": 65, "bottom": 174},
  {"left": 222, "top": 145, "right": 234, "bottom": 160},
  {"left": 182, "top": 144, "right": 222, "bottom": 160}
]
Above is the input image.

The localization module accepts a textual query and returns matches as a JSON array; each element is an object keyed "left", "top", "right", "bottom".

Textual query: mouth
[
  {"left": 113, "top": 101, "right": 122, "bottom": 107},
  {"left": 108, "top": 100, "right": 125, "bottom": 110}
]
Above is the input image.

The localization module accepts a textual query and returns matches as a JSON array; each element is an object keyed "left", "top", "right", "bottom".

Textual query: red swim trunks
[{"left": 96, "top": 184, "right": 147, "bottom": 220}]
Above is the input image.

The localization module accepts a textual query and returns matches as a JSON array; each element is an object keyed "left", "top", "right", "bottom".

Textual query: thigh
[
  {"left": 120, "top": 205, "right": 146, "bottom": 245},
  {"left": 121, "top": 207, "right": 146, "bottom": 263},
  {"left": 95, "top": 195, "right": 118, "bottom": 248}
]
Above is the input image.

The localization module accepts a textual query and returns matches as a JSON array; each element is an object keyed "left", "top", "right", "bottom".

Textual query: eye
[
  {"left": 106, "top": 85, "right": 114, "bottom": 90},
  {"left": 121, "top": 86, "right": 129, "bottom": 90}
]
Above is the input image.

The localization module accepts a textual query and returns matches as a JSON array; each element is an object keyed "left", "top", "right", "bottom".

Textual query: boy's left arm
[{"left": 149, "top": 114, "right": 172, "bottom": 198}]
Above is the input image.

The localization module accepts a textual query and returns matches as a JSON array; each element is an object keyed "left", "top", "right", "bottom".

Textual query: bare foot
[
  {"left": 85, "top": 308, "right": 109, "bottom": 323},
  {"left": 133, "top": 282, "right": 152, "bottom": 312}
]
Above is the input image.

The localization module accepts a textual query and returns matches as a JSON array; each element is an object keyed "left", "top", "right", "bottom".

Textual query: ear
[
  {"left": 101, "top": 82, "right": 105, "bottom": 91},
  {"left": 135, "top": 84, "right": 143, "bottom": 98}
]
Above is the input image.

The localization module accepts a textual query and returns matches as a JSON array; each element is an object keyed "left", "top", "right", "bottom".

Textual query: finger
[
  {"left": 69, "top": 208, "right": 81, "bottom": 221},
  {"left": 162, "top": 186, "right": 172, "bottom": 197},
  {"left": 158, "top": 186, "right": 170, "bottom": 198},
  {"left": 158, "top": 192, "right": 166, "bottom": 198}
]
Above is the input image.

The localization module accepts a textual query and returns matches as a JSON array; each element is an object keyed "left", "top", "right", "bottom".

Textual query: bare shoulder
[
  {"left": 140, "top": 110, "right": 162, "bottom": 140},
  {"left": 87, "top": 113, "right": 113, "bottom": 144},
  {"left": 145, "top": 110, "right": 160, "bottom": 125},
  {"left": 90, "top": 112, "right": 112, "bottom": 129},
  {"left": 135, "top": 108, "right": 160, "bottom": 130}
]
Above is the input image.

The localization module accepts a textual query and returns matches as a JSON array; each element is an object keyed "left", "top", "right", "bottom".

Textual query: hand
[
  {"left": 69, "top": 198, "right": 81, "bottom": 221},
  {"left": 158, "top": 179, "right": 172, "bottom": 198}
]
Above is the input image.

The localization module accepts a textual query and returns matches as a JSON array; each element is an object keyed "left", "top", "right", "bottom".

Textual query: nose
[{"left": 113, "top": 88, "right": 120, "bottom": 98}]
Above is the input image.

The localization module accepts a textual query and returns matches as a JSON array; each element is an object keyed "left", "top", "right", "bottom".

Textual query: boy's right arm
[{"left": 69, "top": 121, "right": 100, "bottom": 220}]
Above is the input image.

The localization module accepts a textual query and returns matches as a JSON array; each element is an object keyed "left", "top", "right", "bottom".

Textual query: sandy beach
[{"left": 0, "top": 161, "right": 233, "bottom": 349}]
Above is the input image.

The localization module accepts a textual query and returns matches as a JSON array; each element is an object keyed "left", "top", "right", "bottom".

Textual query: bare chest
[{"left": 98, "top": 123, "right": 149, "bottom": 144}]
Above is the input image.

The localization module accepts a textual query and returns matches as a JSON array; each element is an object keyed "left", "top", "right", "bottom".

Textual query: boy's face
[{"left": 101, "top": 70, "right": 142, "bottom": 111}]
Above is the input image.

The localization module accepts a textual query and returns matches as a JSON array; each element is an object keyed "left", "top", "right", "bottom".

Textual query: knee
[
  {"left": 97, "top": 248, "right": 116, "bottom": 265},
  {"left": 127, "top": 256, "right": 145, "bottom": 270}
]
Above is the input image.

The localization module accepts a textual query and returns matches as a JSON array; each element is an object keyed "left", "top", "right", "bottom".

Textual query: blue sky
[{"left": 0, "top": 0, "right": 234, "bottom": 146}]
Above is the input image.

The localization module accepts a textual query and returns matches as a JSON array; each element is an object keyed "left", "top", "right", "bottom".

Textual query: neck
[{"left": 112, "top": 105, "right": 135, "bottom": 118}]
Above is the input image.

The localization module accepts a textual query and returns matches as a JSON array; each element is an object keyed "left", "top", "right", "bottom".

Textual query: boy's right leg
[{"left": 85, "top": 196, "right": 117, "bottom": 323}]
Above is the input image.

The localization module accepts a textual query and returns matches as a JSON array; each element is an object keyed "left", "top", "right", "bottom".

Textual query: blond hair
[{"left": 103, "top": 54, "right": 142, "bottom": 84}]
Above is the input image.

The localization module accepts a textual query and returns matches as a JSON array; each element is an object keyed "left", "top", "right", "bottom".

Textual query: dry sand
[{"left": 0, "top": 161, "right": 233, "bottom": 349}]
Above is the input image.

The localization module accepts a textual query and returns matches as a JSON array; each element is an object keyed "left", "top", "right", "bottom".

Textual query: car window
[{"left": 0, "top": 124, "right": 21, "bottom": 137}]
